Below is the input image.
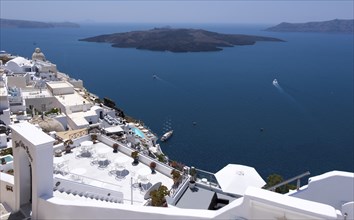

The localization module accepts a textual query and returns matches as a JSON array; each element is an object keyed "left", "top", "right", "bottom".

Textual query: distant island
[
  {"left": 265, "top": 19, "right": 353, "bottom": 33},
  {"left": 79, "top": 28, "right": 284, "bottom": 52},
  {"left": 0, "top": 18, "right": 80, "bottom": 28}
]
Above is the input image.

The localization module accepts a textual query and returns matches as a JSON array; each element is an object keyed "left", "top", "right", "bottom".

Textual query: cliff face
[
  {"left": 265, "top": 19, "right": 354, "bottom": 33},
  {"left": 79, "top": 28, "right": 284, "bottom": 52},
  {"left": 0, "top": 18, "right": 80, "bottom": 28}
]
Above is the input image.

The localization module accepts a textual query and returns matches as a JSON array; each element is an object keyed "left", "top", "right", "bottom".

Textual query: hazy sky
[{"left": 1, "top": 1, "right": 353, "bottom": 24}]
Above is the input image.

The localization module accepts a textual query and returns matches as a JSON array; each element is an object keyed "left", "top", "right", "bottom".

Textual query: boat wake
[
  {"left": 153, "top": 74, "right": 179, "bottom": 90},
  {"left": 162, "top": 118, "right": 173, "bottom": 133},
  {"left": 272, "top": 78, "right": 283, "bottom": 92},
  {"left": 153, "top": 74, "right": 161, "bottom": 80},
  {"left": 273, "top": 78, "right": 294, "bottom": 99},
  {"left": 273, "top": 78, "right": 305, "bottom": 112}
]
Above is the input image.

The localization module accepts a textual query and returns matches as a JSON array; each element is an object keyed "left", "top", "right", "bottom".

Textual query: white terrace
[
  {"left": 2, "top": 122, "right": 353, "bottom": 219},
  {"left": 52, "top": 135, "right": 174, "bottom": 205}
]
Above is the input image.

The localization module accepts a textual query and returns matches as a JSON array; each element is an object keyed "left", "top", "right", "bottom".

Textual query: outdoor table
[
  {"left": 137, "top": 167, "right": 151, "bottom": 191},
  {"left": 81, "top": 140, "right": 93, "bottom": 147},
  {"left": 97, "top": 148, "right": 111, "bottom": 156},
  {"left": 53, "top": 157, "right": 64, "bottom": 165},
  {"left": 97, "top": 148, "right": 110, "bottom": 167},
  {"left": 138, "top": 167, "right": 151, "bottom": 179},
  {"left": 81, "top": 141, "right": 93, "bottom": 153},
  {"left": 71, "top": 168, "right": 86, "bottom": 181},
  {"left": 114, "top": 157, "right": 130, "bottom": 167},
  {"left": 53, "top": 157, "right": 65, "bottom": 173}
]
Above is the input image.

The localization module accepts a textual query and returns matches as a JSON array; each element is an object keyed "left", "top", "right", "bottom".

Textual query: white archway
[{"left": 10, "top": 122, "right": 55, "bottom": 219}]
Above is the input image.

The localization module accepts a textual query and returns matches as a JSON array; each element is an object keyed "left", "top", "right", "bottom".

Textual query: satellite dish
[{"left": 144, "top": 182, "right": 162, "bottom": 200}]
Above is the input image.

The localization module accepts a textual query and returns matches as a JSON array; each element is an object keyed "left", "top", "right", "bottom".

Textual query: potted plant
[
  {"left": 91, "top": 134, "right": 98, "bottom": 144},
  {"left": 170, "top": 169, "right": 181, "bottom": 188},
  {"left": 150, "top": 185, "right": 169, "bottom": 207},
  {"left": 6, "top": 169, "right": 14, "bottom": 175},
  {"left": 64, "top": 139, "right": 73, "bottom": 154},
  {"left": 112, "top": 143, "right": 119, "bottom": 153},
  {"left": 189, "top": 166, "right": 197, "bottom": 189},
  {"left": 150, "top": 162, "right": 157, "bottom": 174},
  {"left": 157, "top": 154, "right": 166, "bottom": 163},
  {"left": 131, "top": 151, "right": 139, "bottom": 165}
]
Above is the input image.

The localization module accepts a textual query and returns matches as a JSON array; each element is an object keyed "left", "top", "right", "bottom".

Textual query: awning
[{"left": 103, "top": 126, "right": 124, "bottom": 134}]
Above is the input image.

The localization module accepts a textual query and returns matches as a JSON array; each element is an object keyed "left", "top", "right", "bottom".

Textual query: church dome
[{"left": 32, "top": 48, "right": 46, "bottom": 61}]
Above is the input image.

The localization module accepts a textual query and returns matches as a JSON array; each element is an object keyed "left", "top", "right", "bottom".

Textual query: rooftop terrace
[
  {"left": 53, "top": 138, "right": 174, "bottom": 205},
  {"left": 50, "top": 135, "right": 240, "bottom": 210}
]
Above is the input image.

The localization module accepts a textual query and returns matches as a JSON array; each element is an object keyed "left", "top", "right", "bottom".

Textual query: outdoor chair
[{"left": 57, "top": 160, "right": 70, "bottom": 175}]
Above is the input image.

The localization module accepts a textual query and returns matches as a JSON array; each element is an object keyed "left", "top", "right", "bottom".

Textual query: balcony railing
[
  {"left": 266, "top": 171, "right": 310, "bottom": 192},
  {"left": 195, "top": 168, "right": 220, "bottom": 188}
]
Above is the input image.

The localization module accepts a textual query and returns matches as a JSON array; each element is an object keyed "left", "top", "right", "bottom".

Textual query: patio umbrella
[
  {"left": 144, "top": 182, "right": 162, "bottom": 200},
  {"left": 215, "top": 164, "right": 266, "bottom": 196}
]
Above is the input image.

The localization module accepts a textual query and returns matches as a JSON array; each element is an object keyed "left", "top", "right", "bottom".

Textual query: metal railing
[
  {"left": 266, "top": 171, "right": 311, "bottom": 191},
  {"left": 66, "top": 171, "right": 123, "bottom": 189},
  {"left": 53, "top": 175, "right": 141, "bottom": 205},
  {"left": 195, "top": 168, "right": 220, "bottom": 188},
  {"left": 169, "top": 175, "right": 189, "bottom": 198}
]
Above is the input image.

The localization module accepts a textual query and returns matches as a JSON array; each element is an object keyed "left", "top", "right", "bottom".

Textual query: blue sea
[{"left": 1, "top": 23, "right": 353, "bottom": 179}]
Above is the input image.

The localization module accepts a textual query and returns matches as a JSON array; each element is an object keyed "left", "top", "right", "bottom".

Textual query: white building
[
  {"left": 0, "top": 52, "right": 352, "bottom": 220},
  {"left": 0, "top": 121, "right": 352, "bottom": 220},
  {"left": 0, "top": 69, "right": 10, "bottom": 126},
  {"left": 46, "top": 81, "right": 74, "bottom": 96},
  {"left": 5, "top": 57, "right": 35, "bottom": 74},
  {"left": 7, "top": 86, "right": 26, "bottom": 114}
]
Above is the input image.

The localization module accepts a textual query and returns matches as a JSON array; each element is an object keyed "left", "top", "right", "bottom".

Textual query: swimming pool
[
  {"left": 0, "top": 155, "right": 13, "bottom": 163},
  {"left": 132, "top": 127, "right": 145, "bottom": 139}
]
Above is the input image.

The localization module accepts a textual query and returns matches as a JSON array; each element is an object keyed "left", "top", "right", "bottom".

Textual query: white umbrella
[
  {"left": 144, "top": 182, "right": 162, "bottom": 200},
  {"left": 215, "top": 164, "right": 266, "bottom": 196}
]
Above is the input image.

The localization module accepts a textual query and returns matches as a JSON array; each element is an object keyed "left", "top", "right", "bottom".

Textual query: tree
[
  {"left": 264, "top": 174, "right": 296, "bottom": 194},
  {"left": 112, "top": 143, "right": 119, "bottom": 153},
  {"left": 91, "top": 134, "right": 98, "bottom": 143},
  {"left": 150, "top": 185, "right": 169, "bottom": 207},
  {"left": 170, "top": 169, "right": 181, "bottom": 188},
  {"left": 64, "top": 139, "right": 73, "bottom": 153}
]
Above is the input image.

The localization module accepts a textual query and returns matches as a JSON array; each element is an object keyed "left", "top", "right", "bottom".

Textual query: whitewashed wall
[
  {"left": 36, "top": 186, "right": 338, "bottom": 220},
  {"left": 0, "top": 173, "right": 15, "bottom": 211},
  {"left": 289, "top": 171, "right": 354, "bottom": 210}
]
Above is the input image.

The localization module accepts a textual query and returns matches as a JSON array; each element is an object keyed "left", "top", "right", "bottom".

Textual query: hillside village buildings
[{"left": 0, "top": 49, "right": 353, "bottom": 219}]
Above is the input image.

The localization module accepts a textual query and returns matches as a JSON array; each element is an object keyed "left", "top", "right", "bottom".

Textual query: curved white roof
[
  {"left": 91, "top": 105, "right": 103, "bottom": 111},
  {"left": 7, "top": 57, "right": 32, "bottom": 67}
]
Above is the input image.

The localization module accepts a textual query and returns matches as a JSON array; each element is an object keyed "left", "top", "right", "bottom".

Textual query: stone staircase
[
  {"left": 53, "top": 176, "right": 124, "bottom": 204},
  {"left": 53, "top": 187, "right": 123, "bottom": 204}
]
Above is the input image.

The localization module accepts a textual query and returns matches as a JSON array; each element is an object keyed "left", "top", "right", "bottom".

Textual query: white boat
[
  {"left": 273, "top": 78, "right": 278, "bottom": 85},
  {"left": 161, "top": 130, "right": 173, "bottom": 141}
]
